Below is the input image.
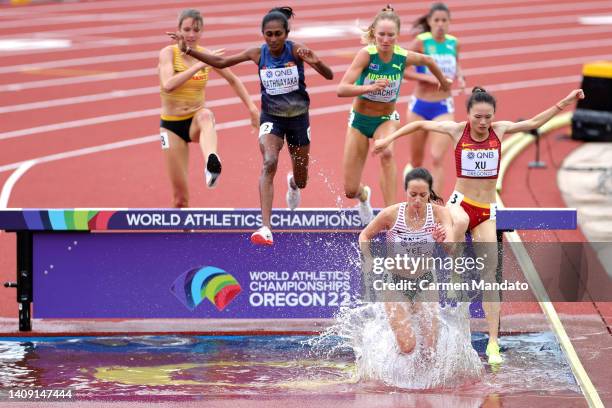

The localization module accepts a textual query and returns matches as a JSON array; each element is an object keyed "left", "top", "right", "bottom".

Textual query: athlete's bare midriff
[{"left": 352, "top": 97, "right": 397, "bottom": 117}]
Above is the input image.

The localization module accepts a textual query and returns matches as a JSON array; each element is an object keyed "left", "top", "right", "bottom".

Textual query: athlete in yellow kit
[{"left": 160, "top": 8, "right": 259, "bottom": 207}]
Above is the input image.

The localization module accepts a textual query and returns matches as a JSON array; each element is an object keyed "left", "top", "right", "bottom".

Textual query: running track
[{"left": 0, "top": 0, "right": 611, "bottom": 404}]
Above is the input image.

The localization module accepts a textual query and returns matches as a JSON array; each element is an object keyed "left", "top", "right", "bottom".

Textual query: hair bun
[
  {"left": 472, "top": 86, "right": 486, "bottom": 94},
  {"left": 382, "top": 4, "right": 394, "bottom": 11}
]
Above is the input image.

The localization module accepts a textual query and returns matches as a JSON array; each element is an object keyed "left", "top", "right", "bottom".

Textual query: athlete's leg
[
  {"left": 447, "top": 204, "right": 470, "bottom": 242},
  {"left": 406, "top": 109, "right": 427, "bottom": 168},
  {"left": 190, "top": 108, "right": 217, "bottom": 160},
  {"left": 373, "top": 119, "right": 398, "bottom": 206},
  {"left": 385, "top": 302, "right": 416, "bottom": 354},
  {"left": 472, "top": 219, "right": 501, "bottom": 358},
  {"left": 343, "top": 127, "right": 370, "bottom": 201},
  {"left": 287, "top": 143, "right": 310, "bottom": 189},
  {"left": 259, "top": 133, "right": 285, "bottom": 227},
  {"left": 161, "top": 130, "right": 190, "bottom": 208},
  {"left": 429, "top": 112, "right": 454, "bottom": 193}
]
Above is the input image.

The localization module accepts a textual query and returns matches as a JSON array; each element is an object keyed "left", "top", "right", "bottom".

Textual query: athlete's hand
[
  {"left": 373, "top": 137, "right": 391, "bottom": 155},
  {"left": 367, "top": 78, "right": 390, "bottom": 93},
  {"left": 432, "top": 223, "right": 446, "bottom": 243},
  {"left": 297, "top": 47, "right": 320, "bottom": 64},
  {"left": 249, "top": 107, "right": 260, "bottom": 133},
  {"left": 561, "top": 89, "right": 585, "bottom": 107},
  {"left": 166, "top": 32, "right": 187, "bottom": 53},
  {"left": 437, "top": 77, "right": 453, "bottom": 92}
]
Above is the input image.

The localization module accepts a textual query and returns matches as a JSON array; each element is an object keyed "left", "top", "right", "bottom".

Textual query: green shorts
[{"left": 348, "top": 110, "right": 400, "bottom": 139}]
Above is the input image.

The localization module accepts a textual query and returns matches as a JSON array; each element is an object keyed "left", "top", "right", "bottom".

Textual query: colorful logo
[
  {"left": 171, "top": 266, "right": 241, "bottom": 311},
  {"left": 467, "top": 151, "right": 475, "bottom": 160},
  {"left": 369, "top": 63, "right": 379, "bottom": 71}
]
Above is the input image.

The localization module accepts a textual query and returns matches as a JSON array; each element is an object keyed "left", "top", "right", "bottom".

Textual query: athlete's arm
[
  {"left": 402, "top": 38, "right": 438, "bottom": 84},
  {"left": 186, "top": 47, "right": 259, "bottom": 68},
  {"left": 292, "top": 42, "right": 333, "bottom": 80},
  {"left": 373, "top": 120, "right": 461, "bottom": 154},
  {"left": 455, "top": 40, "right": 466, "bottom": 94},
  {"left": 358, "top": 206, "right": 397, "bottom": 241},
  {"left": 213, "top": 67, "right": 260, "bottom": 131},
  {"left": 407, "top": 51, "right": 452, "bottom": 92},
  {"left": 158, "top": 46, "right": 206, "bottom": 93},
  {"left": 432, "top": 205, "right": 453, "bottom": 243},
  {"left": 495, "top": 89, "right": 584, "bottom": 135},
  {"left": 337, "top": 48, "right": 387, "bottom": 97}
]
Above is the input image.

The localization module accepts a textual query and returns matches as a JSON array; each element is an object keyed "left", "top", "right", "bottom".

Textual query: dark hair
[
  {"left": 404, "top": 167, "right": 443, "bottom": 204},
  {"left": 412, "top": 2, "right": 450, "bottom": 34},
  {"left": 261, "top": 6, "right": 294, "bottom": 33},
  {"left": 362, "top": 5, "right": 401, "bottom": 45},
  {"left": 466, "top": 86, "right": 497, "bottom": 112},
  {"left": 178, "top": 9, "right": 203, "bottom": 30}
]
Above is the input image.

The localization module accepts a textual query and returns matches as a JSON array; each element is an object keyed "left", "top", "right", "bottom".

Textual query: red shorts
[{"left": 448, "top": 191, "right": 496, "bottom": 231}]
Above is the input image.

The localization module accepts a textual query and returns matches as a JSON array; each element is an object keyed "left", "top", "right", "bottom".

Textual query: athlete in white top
[{"left": 359, "top": 167, "right": 452, "bottom": 354}]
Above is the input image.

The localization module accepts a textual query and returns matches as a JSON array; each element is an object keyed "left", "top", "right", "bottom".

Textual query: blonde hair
[
  {"left": 361, "top": 5, "right": 401, "bottom": 45},
  {"left": 178, "top": 8, "right": 203, "bottom": 30}
]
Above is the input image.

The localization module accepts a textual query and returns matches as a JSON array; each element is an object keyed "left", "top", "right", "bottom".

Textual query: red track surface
[{"left": 1, "top": 0, "right": 611, "bottom": 405}]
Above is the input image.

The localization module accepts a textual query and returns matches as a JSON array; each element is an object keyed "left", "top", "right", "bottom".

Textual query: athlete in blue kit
[{"left": 173, "top": 7, "right": 333, "bottom": 245}]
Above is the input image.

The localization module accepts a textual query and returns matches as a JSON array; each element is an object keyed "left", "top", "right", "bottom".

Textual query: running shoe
[
  {"left": 486, "top": 340, "right": 503, "bottom": 365},
  {"left": 205, "top": 153, "right": 222, "bottom": 188},
  {"left": 357, "top": 185, "right": 374, "bottom": 225},
  {"left": 250, "top": 226, "right": 273, "bottom": 246},
  {"left": 286, "top": 173, "right": 301, "bottom": 210},
  {"left": 402, "top": 162, "right": 413, "bottom": 190}
]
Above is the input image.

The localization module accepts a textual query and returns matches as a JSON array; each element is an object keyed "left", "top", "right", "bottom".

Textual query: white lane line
[
  {"left": 0, "top": 160, "right": 37, "bottom": 208},
  {"left": 0, "top": 26, "right": 612, "bottom": 80},
  {"left": 0, "top": 70, "right": 585, "bottom": 142},
  {"left": 0, "top": 12, "right": 602, "bottom": 58},
  {"left": 2, "top": 31, "right": 610, "bottom": 94},
  {"left": 0, "top": 0, "right": 607, "bottom": 32},
  {"left": 2, "top": 53, "right": 609, "bottom": 115},
  {"left": 0, "top": 74, "right": 582, "bottom": 175},
  {"left": 0, "top": 0, "right": 562, "bottom": 15}
]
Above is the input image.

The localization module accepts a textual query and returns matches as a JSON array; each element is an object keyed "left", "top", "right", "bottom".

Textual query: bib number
[
  {"left": 448, "top": 191, "right": 463, "bottom": 207},
  {"left": 259, "top": 122, "right": 274, "bottom": 138},
  {"left": 160, "top": 131, "right": 170, "bottom": 150}
]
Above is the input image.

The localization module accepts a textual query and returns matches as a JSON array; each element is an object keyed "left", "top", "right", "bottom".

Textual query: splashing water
[{"left": 310, "top": 301, "right": 484, "bottom": 389}]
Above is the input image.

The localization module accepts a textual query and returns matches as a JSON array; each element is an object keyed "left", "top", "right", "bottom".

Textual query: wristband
[{"left": 185, "top": 46, "right": 192, "bottom": 56}]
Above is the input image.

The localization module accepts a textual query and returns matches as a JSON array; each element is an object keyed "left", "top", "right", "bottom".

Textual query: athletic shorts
[
  {"left": 160, "top": 114, "right": 194, "bottom": 145},
  {"left": 409, "top": 96, "right": 454, "bottom": 121},
  {"left": 349, "top": 110, "right": 400, "bottom": 139},
  {"left": 259, "top": 111, "right": 310, "bottom": 146},
  {"left": 447, "top": 190, "right": 497, "bottom": 231}
]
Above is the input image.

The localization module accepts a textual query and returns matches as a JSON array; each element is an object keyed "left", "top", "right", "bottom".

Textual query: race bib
[
  {"left": 447, "top": 190, "right": 464, "bottom": 207},
  {"left": 460, "top": 149, "right": 499, "bottom": 177},
  {"left": 422, "top": 54, "right": 456, "bottom": 79},
  {"left": 260, "top": 66, "right": 299, "bottom": 95},
  {"left": 259, "top": 122, "right": 274, "bottom": 138},
  {"left": 160, "top": 130, "right": 170, "bottom": 150},
  {"left": 362, "top": 77, "right": 401, "bottom": 103}
]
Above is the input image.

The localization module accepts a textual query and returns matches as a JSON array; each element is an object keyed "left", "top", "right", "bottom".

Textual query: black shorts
[
  {"left": 259, "top": 112, "right": 310, "bottom": 146},
  {"left": 160, "top": 116, "right": 193, "bottom": 144}
]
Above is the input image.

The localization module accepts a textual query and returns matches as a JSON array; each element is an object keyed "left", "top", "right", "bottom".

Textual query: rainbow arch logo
[{"left": 171, "top": 266, "right": 242, "bottom": 311}]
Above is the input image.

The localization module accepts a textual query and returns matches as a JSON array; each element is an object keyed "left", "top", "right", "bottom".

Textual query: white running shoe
[
  {"left": 250, "top": 226, "right": 273, "bottom": 246},
  {"left": 205, "top": 153, "right": 222, "bottom": 188},
  {"left": 286, "top": 173, "right": 301, "bottom": 210},
  {"left": 357, "top": 185, "right": 374, "bottom": 225}
]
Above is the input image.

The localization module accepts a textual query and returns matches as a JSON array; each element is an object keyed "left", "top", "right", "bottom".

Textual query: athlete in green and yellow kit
[
  {"left": 403, "top": 3, "right": 466, "bottom": 194},
  {"left": 337, "top": 5, "right": 450, "bottom": 224}
]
